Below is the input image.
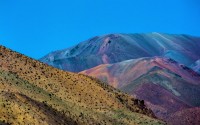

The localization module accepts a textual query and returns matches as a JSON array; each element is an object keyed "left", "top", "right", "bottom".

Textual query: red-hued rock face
[
  {"left": 81, "top": 57, "right": 200, "bottom": 122},
  {"left": 81, "top": 57, "right": 200, "bottom": 88},
  {"left": 133, "top": 83, "right": 191, "bottom": 119}
]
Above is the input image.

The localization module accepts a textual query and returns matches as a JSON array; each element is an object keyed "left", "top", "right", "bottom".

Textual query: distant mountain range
[
  {"left": 40, "top": 33, "right": 200, "bottom": 72},
  {"left": 41, "top": 33, "right": 200, "bottom": 125},
  {"left": 0, "top": 46, "right": 163, "bottom": 125}
]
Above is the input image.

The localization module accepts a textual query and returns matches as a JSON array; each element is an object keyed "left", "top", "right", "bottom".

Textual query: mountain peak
[{"left": 40, "top": 33, "right": 200, "bottom": 72}]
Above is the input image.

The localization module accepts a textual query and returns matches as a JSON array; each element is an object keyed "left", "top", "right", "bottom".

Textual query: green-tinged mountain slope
[{"left": 0, "top": 46, "right": 164, "bottom": 125}]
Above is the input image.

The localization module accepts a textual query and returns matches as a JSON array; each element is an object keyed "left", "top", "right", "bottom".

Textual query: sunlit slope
[{"left": 0, "top": 46, "right": 164, "bottom": 125}]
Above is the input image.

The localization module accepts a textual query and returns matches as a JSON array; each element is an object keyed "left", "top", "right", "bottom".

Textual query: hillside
[
  {"left": 0, "top": 46, "right": 165, "bottom": 125},
  {"left": 81, "top": 57, "right": 200, "bottom": 122},
  {"left": 40, "top": 33, "right": 200, "bottom": 72}
]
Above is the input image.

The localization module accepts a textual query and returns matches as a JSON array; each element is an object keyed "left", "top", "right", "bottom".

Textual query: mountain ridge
[
  {"left": 81, "top": 56, "right": 200, "bottom": 122},
  {"left": 40, "top": 33, "right": 200, "bottom": 72}
]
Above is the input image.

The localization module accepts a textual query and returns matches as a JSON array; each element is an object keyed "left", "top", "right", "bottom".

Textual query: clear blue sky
[{"left": 0, "top": 0, "right": 200, "bottom": 59}]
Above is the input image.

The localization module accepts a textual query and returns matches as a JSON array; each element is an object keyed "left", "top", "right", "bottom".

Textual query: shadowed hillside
[
  {"left": 0, "top": 46, "right": 165, "bottom": 125},
  {"left": 167, "top": 107, "right": 200, "bottom": 125}
]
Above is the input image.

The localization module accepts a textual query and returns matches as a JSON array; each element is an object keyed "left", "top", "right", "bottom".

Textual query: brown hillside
[{"left": 0, "top": 46, "right": 165, "bottom": 125}]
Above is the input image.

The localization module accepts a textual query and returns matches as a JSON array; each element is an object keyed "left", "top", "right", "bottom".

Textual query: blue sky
[{"left": 0, "top": 0, "right": 200, "bottom": 59}]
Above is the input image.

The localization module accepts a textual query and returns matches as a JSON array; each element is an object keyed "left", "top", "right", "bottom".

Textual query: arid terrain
[
  {"left": 0, "top": 46, "right": 164, "bottom": 125},
  {"left": 41, "top": 33, "right": 200, "bottom": 125}
]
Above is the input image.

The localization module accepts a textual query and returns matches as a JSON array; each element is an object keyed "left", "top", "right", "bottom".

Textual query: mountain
[
  {"left": 40, "top": 33, "right": 200, "bottom": 124},
  {"left": 81, "top": 57, "right": 200, "bottom": 122},
  {"left": 81, "top": 57, "right": 200, "bottom": 89},
  {"left": 40, "top": 33, "right": 200, "bottom": 72},
  {"left": 0, "top": 46, "right": 164, "bottom": 125}
]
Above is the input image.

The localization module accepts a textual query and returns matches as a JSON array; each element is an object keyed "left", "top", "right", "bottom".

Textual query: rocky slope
[
  {"left": 40, "top": 33, "right": 200, "bottom": 72},
  {"left": 0, "top": 46, "right": 164, "bottom": 125},
  {"left": 81, "top": 57, "right": 200, "bottom": 123}
]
